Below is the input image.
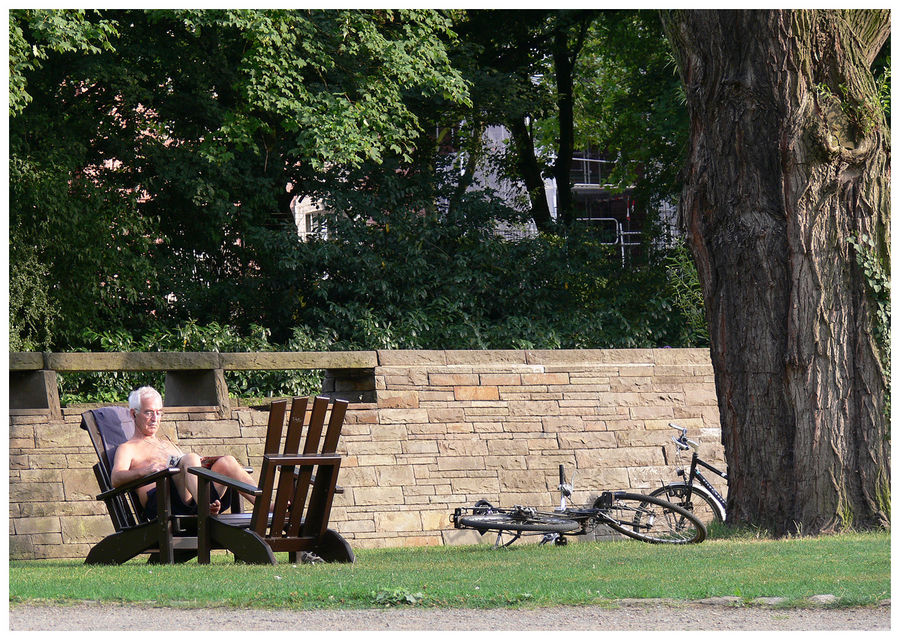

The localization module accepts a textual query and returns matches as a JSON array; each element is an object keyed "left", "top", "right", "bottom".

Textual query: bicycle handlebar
[{"left": 668, "top": 423, "right": 700, "bottom": 451}]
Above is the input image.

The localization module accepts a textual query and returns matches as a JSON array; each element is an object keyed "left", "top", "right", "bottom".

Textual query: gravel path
[{"left": 9, "top": 599, "right": 891, "bottom": 631}]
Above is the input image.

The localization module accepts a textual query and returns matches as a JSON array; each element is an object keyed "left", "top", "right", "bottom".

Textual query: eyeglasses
[{"left": 138, "top": 409, "right": 164, "bottom": 418}]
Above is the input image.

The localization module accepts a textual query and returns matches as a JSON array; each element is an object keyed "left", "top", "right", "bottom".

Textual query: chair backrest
[
  {"left": 251, "top": 396, "right": 349, "bottom": 547},
  {"left": 80, "top": 406, "right": 141, "bottom": 529}
]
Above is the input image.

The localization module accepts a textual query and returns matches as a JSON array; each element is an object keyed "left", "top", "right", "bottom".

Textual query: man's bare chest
[{"left": 131, "top": 438, "right": 181, "bottom": 466}]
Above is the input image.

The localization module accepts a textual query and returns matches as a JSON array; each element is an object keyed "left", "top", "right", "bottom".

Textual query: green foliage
[
  {"left": 372, "top": 588, "right": 428, "bottom": 607},
  {"left": 848, "top": 233, "right": 890, "bottom": 416},
  {"left": 8, "top": 243, "right": 57, "bottom": 352},
  {"left": 9, "top": 9, "right": 118, "bottom": 115},
  {"left": 664, "top": 240, "right": 708, "bottom": 346},
  {"left": 262, "top": 166, "right": 696, "bottom": 352},
  {"left": 874, "top": 56, "right": 890, "bottom": 120},
  {"left": 9, "top": 9, "right": 470, "bottom": 350},
  {"left": 573, "top": 11, "right": 688, "bottom": 208}
]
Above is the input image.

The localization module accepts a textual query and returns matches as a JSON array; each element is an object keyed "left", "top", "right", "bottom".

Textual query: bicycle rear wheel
[
  {"left": 596, "top": 492, "right": 706, "bottom": 544},
  {"left": 649, "top": 483, "right": 724, "bottom": 528},
  {"left": 457, "top": 512, "right": 581, "bottom": 534}
]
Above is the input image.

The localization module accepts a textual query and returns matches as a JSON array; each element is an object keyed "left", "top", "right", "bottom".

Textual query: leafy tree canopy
[{"left": 9, "top": 9, "right": 469, "bottom": 348}]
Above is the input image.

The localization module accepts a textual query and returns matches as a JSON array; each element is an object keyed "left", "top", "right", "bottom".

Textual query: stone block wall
[{"left": 9, "top": 349, "right": 725, "bottom": 560}]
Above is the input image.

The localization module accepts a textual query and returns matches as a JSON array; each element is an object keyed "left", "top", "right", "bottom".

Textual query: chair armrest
[
  {"left": 188, "top": 466, "right": 261, "bottom": 497},
  {"left": 96, "top": 468, "right": 178, "bottom": 501}
]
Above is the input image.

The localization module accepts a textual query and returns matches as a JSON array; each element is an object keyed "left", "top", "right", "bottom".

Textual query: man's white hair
[{"left": 128, "top": 386, "right": 162, "bottom": 411}]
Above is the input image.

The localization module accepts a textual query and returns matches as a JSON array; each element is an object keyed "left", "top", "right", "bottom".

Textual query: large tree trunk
[{"left": 662, "top": 10, "right": 890, "bottom": 535}]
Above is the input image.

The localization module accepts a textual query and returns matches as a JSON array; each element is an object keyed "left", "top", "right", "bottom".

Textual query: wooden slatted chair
[
  {"left": 81, "top": 406, "right": 193, "bottom": 564},
  {"left": 190, "top": 396, "right": 355, "bottom": 564}
]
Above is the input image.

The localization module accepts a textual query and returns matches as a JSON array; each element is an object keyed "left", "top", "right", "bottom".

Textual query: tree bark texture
[{"left": 662, "top": 10, "right": 890, "bottom": 534}]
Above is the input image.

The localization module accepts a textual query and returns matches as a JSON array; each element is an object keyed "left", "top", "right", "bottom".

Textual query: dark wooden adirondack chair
[
  {"left": 81, "top": 406, "right": 196, "bottom": 564},
  {"left": 80, "top": 406, "right": 245, "bottom": 564},
  {"left": 190, "top": 396, "right": 354, "bottom": 564}
]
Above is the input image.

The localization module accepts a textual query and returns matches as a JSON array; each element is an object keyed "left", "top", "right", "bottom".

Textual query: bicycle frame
[
  {"left": 666, "top": 423, "right": 727, "bottom": 517},
  {"left": 682, "top": 451, "right": 727, "bottom": 512}
]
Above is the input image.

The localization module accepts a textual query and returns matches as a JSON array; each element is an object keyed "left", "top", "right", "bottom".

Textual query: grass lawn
[{"left": 9, "top": 531, "right": 889, "bottom": 610}]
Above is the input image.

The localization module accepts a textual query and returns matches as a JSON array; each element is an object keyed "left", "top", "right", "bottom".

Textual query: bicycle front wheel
[
  {"left": 649, "top": 483, "right": 724, "bottom": 528},
  {"left": 457, "top": 512, "right": 581, "bottom": 534},
  {"left": 597, "top": 493, "right": 706, "bottom": 544}
]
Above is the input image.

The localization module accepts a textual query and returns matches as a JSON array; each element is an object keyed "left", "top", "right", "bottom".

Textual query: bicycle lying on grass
[
  {"left": 452, "top": 465, "right": 706, "bottom": 547},
  {"left": 649, "top": 423, "right": 728, "bottom": 527}
]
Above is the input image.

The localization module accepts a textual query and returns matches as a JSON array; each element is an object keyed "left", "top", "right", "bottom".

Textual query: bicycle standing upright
[{"left": 649, "top": 423, "right": 727, "bottom": 526}]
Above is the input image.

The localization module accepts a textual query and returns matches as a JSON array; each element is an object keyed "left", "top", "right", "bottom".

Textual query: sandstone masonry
[{"left": 9, "top": 349, "right": 725, "bottom": 560}]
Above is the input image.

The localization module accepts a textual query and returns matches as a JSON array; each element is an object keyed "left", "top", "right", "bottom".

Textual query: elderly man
[{"left": 110, "top": 386, "right": 256, "bottom": 518}]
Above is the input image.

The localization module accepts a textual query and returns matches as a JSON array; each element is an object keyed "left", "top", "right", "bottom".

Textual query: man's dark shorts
[{"left": 143, "top": 480, "right": 230, "bottom": 520}]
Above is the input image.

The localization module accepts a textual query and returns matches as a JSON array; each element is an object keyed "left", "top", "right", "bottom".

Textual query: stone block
[
  {"left": 421, "top": 510, "right": 451, "bottom": 531},
  {"left": 480, "top": 373, "right": 521, "bottom": 386},
  {"left": 352, "top": 486, "right": 404, "bottom": 506},
  {"left": 454, "top": 386, "right": 499, "bottom": 401},
  {"left": 438, "top": 439, "right": 488, "bottom": 457},
  {"left": 345, "top": 440, "right": 402, "bottom": 456},
  {"left": 62, "top": 468, "right": 101, "bottom": 502},
  {"left": 521, "top": 372, "right": 569, "bottom": 385},
  {"left": 498, "top": 470, "right": 551, "bottom": 493},
  {"left": 541, "top": 416, "right": 583, "bottom": 433},
  {"left": 614, "top": 429, "right": 672, "bottom": 447},
  {"left": 10, "top": 482, "right": 65, "bottom": 503},
  {"left": 60, "top": 514, "right": 115, "bottom": 543},
  {"left": 9, "top": 535, "right": 35, "bottom": 559},
  {"left": 436, "top": 456, "right": 485, "bottom": 472},
  {"left": 486, "top": 438, "right": 530, "bottom": 456},
  {"left": 354, "top": 453, "right": 400, "bottom": 467},
  {"left": 18, "top": 468, "right": 63, "bottom": 483},
  {"left": 576, "top": 446, "right": 665, "bottom": 469},
  {"left": 557, "top": 432, "right": 617, "bottom": 450},
  {"left": 503, "top": 420, "right": 542, "bottom": 433},
  {"left": 35, "top": 425, "right": 87, "bottom": 449},
  {"left": 426, "top": 407, "right": 466, "bottom": 423},
  {"left": 375, "top": 465, "right": 415, "bottom": 487},
  {"left": 509, "top": 400, "right": 559, "bottom": 416},
  {"left": 402, "top": 440, "right": 439, "bottom": 454},
  {"left": 417, "top": 390, "right": 455, "bottom": 402},
  {"left": 378, "top": 408, "right": 429, "bottom": 424},
  {"left": 376, "top": 390, "right": 419, "bottom": 409},
  {"left": 374, "top": 510, "right": 421, "bottom": 532},
  {"left": 176, "top": 419, "right": 241, "bottom": 438},
  {"left": 14, "top": 516, "right": 60, "bottom": 535},
  {"left": 367, "top": 423, "right": 406, "bottom": 442},
  {"left": 450, "top": 476, "right": 500, "bottom": 495},
  {"left": 573, "top": 467, "right": 630, "bottom": 491},
  {"left": 377, "top": 350, "right": 447, "bottom": 366}
]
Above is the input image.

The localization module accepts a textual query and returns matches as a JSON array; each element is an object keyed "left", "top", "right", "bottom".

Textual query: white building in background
[{"left": 291, "top": 194, "right": 328, "bottom": 241}]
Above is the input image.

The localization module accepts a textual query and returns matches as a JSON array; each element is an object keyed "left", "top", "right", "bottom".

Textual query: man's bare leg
[{"left": 210, "top": 455, "right": 258, "bottom": 506}]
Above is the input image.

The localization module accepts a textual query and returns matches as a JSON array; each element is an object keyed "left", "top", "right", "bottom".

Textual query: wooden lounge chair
[
  {"left": 190, "top": 396, "right": 355, "bottom": 564},
  {"left": 80, "top": 406, "right": 243, "bottom": 564}
]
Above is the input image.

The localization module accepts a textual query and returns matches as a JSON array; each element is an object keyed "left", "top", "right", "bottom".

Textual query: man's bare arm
[{"left": 110, "top": 442, "right": 168, "bottom": 487}]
